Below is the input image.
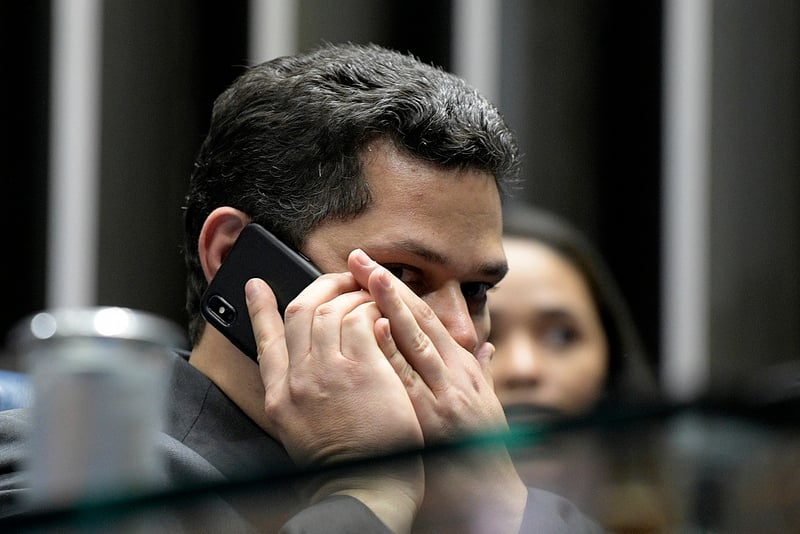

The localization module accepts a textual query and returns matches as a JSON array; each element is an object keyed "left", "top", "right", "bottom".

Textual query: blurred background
[{"left": 1, "top": 0, "right": 798, "bottom": 403}]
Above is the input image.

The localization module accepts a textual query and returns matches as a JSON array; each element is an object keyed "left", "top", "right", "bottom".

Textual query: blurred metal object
[{"left": 10, "top": 307, "right": 187, "bottom": 509}]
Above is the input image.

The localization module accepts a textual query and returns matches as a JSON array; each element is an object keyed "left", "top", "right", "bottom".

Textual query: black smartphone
[{"left": 201, "top": 223, "right": 322, "bottom": 360}]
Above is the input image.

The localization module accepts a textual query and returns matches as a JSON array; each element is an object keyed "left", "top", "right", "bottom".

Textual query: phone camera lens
[{"left": 206, "top": 295, "right": 236, "bottom": 326}]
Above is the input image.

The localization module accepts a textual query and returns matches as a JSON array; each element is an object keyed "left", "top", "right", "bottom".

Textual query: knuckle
[
  {"left": 399, "top": 361, "right": 419, "bottom": 389},
  {"left": 263, "top": 390, "right": 283, "bottom": 419},
  {"left": 284, "top": 300, "right": 309, "bottom": 319},
  {"left": 256, "top": 332, "right": 284, "bottom": 358},
  {"left": 409, "top": 330, "right": 432, "bottom": 356},
  {"left": 314, "top": 301, "right": 338, "bottom": 321},
  {"left": 287, "top": 374, "right": 314, "bottom": 399},
  {"left": 341, "top": 311, "right": 363, "bottom": 330},
  {"left": 343, "top": 302, "right": 379, "bottom": 328},
  {"left": 416, "top": 302, "right": 437, "bottom": 325}
]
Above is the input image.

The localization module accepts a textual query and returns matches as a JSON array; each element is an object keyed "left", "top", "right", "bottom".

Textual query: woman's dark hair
[{"left": 501, "top": 202, "right": 659, "bottom": 407}]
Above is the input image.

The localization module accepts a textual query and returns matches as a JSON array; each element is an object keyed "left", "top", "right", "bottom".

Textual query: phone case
[{"left": 201, "top": 223, "right": 321, "bottom": 360}]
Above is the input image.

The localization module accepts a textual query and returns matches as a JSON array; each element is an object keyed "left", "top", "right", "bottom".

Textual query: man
[{"left": 1, "top": 43, "right": 599, "bottom": 532}]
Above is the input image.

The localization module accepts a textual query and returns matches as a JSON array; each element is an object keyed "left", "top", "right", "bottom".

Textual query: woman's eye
[{"left": 540, "top": 325, "right": 580, "bottom": 349}]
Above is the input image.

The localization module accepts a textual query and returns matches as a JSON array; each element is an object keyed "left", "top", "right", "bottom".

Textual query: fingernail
[
  {"left": 377, "top": 318, "right": 392, "bottom": 343},
  {"left": 383, "top": 326, "right": 393, "bottom": 343},
  {"left": 378, "top": 267, "right": 393, "bottom": 289},
  {"left": 353, "top": 248, "right": 373, "bottom": 267},
  {"left": 476, "top": 342, "right": 495, "bottom": 363},
  {"left": 245, "top": 278, "right": 261, "bottom": 303}
]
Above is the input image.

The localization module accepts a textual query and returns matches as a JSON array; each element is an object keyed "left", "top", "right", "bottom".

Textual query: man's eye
[{"left": 383, "top": 265, "right": 423, "bottom": 287}]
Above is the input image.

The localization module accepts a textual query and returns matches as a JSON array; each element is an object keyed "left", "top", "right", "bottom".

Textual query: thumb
[{"left": 474, "top": 341, "right": 496, "bottom": 387}]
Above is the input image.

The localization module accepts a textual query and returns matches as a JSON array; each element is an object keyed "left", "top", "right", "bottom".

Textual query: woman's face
[{"left": 489, "top": 237, "right": 609, "bottom": 422}]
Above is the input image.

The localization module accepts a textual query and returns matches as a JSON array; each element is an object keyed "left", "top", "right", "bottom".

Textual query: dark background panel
[
  {"left": 501, "top": 0, "right": 663, "bottom": 363},
  {"left": 594, "top": 0, "right": 663, "bottom": 363},
  {"left": 709, "top": 0, "right": 800, "bottom": 396},
  {"left": 0, "top": 1, "right": 51, "bottom": 354},
  {"left": 96, "top": 0, "right": 250, "bottom": 330}
]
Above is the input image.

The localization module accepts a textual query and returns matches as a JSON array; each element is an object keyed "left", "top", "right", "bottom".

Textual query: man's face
[{"left": 302, "top": 140, "right": 507, "bottom": 353}]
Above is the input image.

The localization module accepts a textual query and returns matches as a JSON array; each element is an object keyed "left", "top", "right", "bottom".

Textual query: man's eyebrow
[{"left": 393, "top": 239, "right": 509, "bottom": 279}]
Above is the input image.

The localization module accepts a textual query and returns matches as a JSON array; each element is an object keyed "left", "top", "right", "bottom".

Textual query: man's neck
[{"left": 189, "top": 328, "right": 271, "bottom": 430}]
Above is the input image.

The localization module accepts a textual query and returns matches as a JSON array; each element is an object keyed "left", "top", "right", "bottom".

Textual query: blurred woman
[
  {"left": 490, "top": 203, "right": 669, "bottom": 531},
  {"left": 490, "top": 203, "right": 658, "bottom": 423}
]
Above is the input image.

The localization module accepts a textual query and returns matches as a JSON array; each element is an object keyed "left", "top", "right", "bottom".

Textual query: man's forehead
[{"left": 363, "top": 146, "right": 501, "bottom": 218}]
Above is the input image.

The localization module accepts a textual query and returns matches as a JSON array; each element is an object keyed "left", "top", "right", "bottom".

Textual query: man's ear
[{"left": 198, "top": 207, "right": 251, "bottom": 282}]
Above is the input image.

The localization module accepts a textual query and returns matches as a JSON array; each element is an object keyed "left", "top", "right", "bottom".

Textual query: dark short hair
[
  {"left": 501, "top": 202, "right": 659, "bottom": 407},
  {"left": 183, "top": 43, "right": 520, "bottom": 344}
]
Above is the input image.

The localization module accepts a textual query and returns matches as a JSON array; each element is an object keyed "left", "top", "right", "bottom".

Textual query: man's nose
[{"left": 426, "top": 284, "right": 479, "bottom": 353}]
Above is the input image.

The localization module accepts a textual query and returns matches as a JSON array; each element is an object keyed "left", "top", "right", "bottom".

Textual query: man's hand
[
  {"left": 245, "top": 275, "right": 424, "bottom": 532},
  {"left": 245, "top": 274, "right": 423, "bottom": 465},
  {"left": 347, "top": 249, "right": 529, "bottom": 533},
  {"left": 347, "top": 249, "right": 507, "bottom": 441}
]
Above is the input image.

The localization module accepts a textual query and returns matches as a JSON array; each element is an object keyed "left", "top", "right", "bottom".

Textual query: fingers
[
  {"left": 246, "top": 271, "right": 426, "bottom": 468},
  {"left": 283, "top": 272, "right": 362, "bottom": 359},
  {"left": 245, "top": 278, "right": 289, "bottom": 394},
  {"left": 474, "top": 342, "right": 496, "bottom": 389},
  {"left": 349, "top": 249, "right": 507, "bottom": 442},
  {"left": 375, "top": 317, "right": 421, "bottom": 390},
  {"left": 319, "top": 291, "right": 377, "bottom": 363},
  {"left": 349, "top": 249, "right": 461, "bottom": 390},
  {"left": 247, "top": 273, "right": 369, "bottom": 393},
  {"left": 348, "top": 249, "right": 460, "bottom": 353},
  {"left": 372, "top": 268, "right": 450, "bottom": 392}
]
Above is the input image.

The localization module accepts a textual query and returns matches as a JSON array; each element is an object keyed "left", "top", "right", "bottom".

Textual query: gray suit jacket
[{"left": 0, "top": 351, "right": 600, "bottom": 532}]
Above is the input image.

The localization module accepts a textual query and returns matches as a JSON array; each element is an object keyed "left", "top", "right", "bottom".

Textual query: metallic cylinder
[{"left": 10, "top": 307, "right": 187, "bottom": 509}]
